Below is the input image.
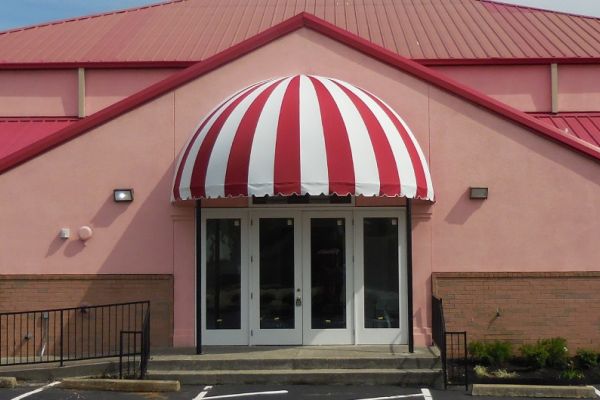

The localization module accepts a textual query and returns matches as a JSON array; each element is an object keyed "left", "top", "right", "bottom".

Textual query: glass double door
[
  {"left": 249, "top": 211, "right": 353, "bottom": 345},
  {"left": 201, "top": 209, "right": 407, "bottom": 346}
]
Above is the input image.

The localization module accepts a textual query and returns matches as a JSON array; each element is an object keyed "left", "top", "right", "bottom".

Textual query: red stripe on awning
[
  {"left": 309, "top": 76, "right": 355, "bottom": 195},
  {"left": 332, "top": 80, "right": 401, "bottom": 196},
  {"left": 274, "top": 76, "right": 301, "bottom": 195},
  {"left": 225, "top": 79, "right": 282, "bottom": 196}
]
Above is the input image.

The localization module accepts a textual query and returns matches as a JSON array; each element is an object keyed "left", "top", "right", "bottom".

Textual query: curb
[
  {"left": 0, "top": 377, "right": 17, "bottom": 388},
  {"left": 472, "top": 384, "right": 597, "bottom": 398},
  {"left": 60, "top": 378, "right": 180, "bottom": 392}
]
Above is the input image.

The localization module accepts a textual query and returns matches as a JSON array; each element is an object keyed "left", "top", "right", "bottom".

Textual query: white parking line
[
  {"left": 593, "top": 387, "right": 600, "bottom": 398},
  {"left": 11, "top": 381, "right": 60, "bottom": 400},
  {"left": 204, "top": 390, "right": 288, "bottom": 399},
  {"left": 421, "top": 388, "right": 433, "bottom": 400},
  {"left": 194, "top": 385, "right": 214, "bottom": 399},
  {"left": 353, "top": 393, "right": 424, "bottom": 400}
]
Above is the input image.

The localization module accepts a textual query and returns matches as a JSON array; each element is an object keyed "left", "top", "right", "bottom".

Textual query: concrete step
[
  {"left": 148, "top": 356, "right": 441, "bottom": 371},
  {"left": 147, "top": 368, "right": 444, "bottom": 387}
]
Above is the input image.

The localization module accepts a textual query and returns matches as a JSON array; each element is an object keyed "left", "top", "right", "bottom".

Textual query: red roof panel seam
[
  {"left": 488, "top": 3, "right": 545, "bottom": 57},
  {"left": 500, "top": 4, "right": 559, "bottom": 57},
  {"left": 545, "top": 13, "right": 599, "bottom": 56},
  {"left": 417, "top": 2, "right": 456, "bottom": 59},
  {"left": 456, "top": 0, "right": 509, "bottom": 58},
  {"left": 386, "top": 1, "right": 414, "bottom": 58},
  {"left": 525, "top": 9, "right": 587, "bottom": 57},
  {"left": 441, "top": 2, "right": 489, "bottom": 57},
  {"left": 371, "top": 2, "right": 396, "bottom": 53},
  {"left": 402, "top": 1, "right": 438, "bottom": 59},
  {"left": 586, "top": 118, "right": 600, "bottom": 146},
  {"left": 568, "top": 16, "right": 600, "bottom": 51},
  {"left": 469, "top": 1, "right": 529, "bottom": 57}
]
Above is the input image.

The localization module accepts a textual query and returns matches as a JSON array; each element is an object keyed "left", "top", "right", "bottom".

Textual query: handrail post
[
  {"left": 59, "top": 310, "right": 64, "bottom": 367},
  {"left": 119, "top": 332, "right": 123, "bottom": 379}
]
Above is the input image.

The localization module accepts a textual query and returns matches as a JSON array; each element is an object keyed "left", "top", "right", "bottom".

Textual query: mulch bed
[{"left": 466, "top": 364, "right": 600, "bottom": 385}]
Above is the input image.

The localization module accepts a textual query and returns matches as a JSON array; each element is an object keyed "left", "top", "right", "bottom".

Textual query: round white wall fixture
[{"left": 78, "top": 226, "right": 93, "bottom": 241}]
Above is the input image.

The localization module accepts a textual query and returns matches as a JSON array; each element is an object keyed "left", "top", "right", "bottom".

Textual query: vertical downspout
[
  {"left": 196, "top": 200, "right": 203, "bottom": 354},
  {"left": 551, "top": 63, "right": 559, "bottom": 114},
  {"left": 77, "top": 68, "right": 85, "bottom": 118},
  {"left": 406, "top": 199, "right": 414, "bottom": 353}
]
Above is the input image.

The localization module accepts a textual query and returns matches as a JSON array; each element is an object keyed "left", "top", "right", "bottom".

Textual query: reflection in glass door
[
  {"left": 302, "top": 212, "right": 353, "bottom": 344},
  {"left": 250, "top": 213, "right": 302, "bottom": 345},
  {"left": 355, "top": 212, "right": 407, "bottom": 344},
  {"left": 201, "top": 211, "right": 249, "bottom": 345},
  {"left": 310, "top": 219, "right": 346, "bottom": 329}
]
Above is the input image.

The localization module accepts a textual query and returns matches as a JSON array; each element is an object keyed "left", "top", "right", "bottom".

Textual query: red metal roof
[
  {"left": 0, "top": 118, "right": 77, "bottom": 161},
  {"left": 2, "top": 14, "right": 599, "bottom": 175},
  {"left": 532, "top": 113, "right": 600, "bottom": 148},
  {"left": 1, "top": 0, "right": 600, "bottom": 65}
]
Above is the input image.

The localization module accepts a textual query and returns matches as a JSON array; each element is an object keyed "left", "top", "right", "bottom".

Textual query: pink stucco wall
[
  {"left": 558, "top": 64, "right": 600, "bottom": 112},
  {"left": 2, "top": 29, "right": 600, "bottom": 347},
  {"left": 85, "top": 69, "right": 179, "bottom": 115},
  {"left": 0, "top": 70, "right": 78, "bottom": 116},
  {"left": 432, "top": 65, "right": 551, "bottom": 112}
]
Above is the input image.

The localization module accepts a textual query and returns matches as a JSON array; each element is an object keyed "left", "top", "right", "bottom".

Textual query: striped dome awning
[{"left": 172, "top": 75, "right": 434, "bottom": 201}]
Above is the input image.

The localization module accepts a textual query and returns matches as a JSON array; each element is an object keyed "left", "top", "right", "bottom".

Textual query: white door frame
[
  {"left": 354, "top": 210, "right": 408, "bottom": 344},
  {"left": 200, "top": 209, "right": 249, "bottom": 345},
  {"left": 198, "top": 207, "right": 408, "bottom": 346},
  {"left": 302, "top": 211, "right": 354, "bottom": 345},
  {"left": 249, "top": 210, "right": 303, "bottom": 345}
]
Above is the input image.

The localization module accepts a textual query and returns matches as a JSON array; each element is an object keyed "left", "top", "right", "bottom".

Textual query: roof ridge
[
  {"left": 0, "top": 0, "right": 184, "bottom": 36},
  {"left": 481, "top": 0, "right": 600, "bottom": 21},
  {"left": 1, "top": 12, "right": 599, "bottom": 175}
]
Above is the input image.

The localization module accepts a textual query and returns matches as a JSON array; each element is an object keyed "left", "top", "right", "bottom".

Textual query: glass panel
[
  {"left": 311, "top": 218, "right": 346, "bottom": 329},
  {"left": 363, "top": 218, "right": 400, "bottom": 328},
  {"left": 259, "top": 218, "right": 295, "bottom": 329},
  {"left": 206, "top": 219, "right": 241, "bottom": 330}
]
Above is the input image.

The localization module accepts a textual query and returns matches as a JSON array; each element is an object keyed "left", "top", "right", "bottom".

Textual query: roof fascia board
[
  {"left": 2, "top": 58, "right": 600, "bottom": 70},
  {"left": 1, "top": 13, "right": 599, "bottom": 175}
]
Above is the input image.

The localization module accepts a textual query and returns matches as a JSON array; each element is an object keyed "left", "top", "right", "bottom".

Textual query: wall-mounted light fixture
[
  {"left": 113, "top": 188, "right": 134, "bottom": 203},
  {"left": 59, "top": 228, "right": 70, "bottom": 239},
  {"left": 469, "top": 187, "right": 488, "bottom": 200}
]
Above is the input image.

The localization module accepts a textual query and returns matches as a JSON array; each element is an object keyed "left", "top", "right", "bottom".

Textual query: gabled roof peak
[{"left": 1, "top": 13, "right": 598, "bottom": 175}]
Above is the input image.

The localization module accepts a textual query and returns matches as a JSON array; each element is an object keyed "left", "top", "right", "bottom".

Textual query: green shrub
[
  {"left": 574, "top": 349, "right": 599, "bottom": 370},
  {"left": 519, "top": 337, "right": 568, "bottom": 370},
  {"left": 468, "top": 340, "right": 512, "bottom": 366},
  {"left": 560, "top": 368, "right": 584, "bottom": 381},
  {"left": 540, "top": 337, "right": 568, "bottom": 369},
  {"left": 469, "top": 341, "right": 488, "bottom": 362},
  {"left": 520, "top": 343, "right": 549, "bottom": 369}
]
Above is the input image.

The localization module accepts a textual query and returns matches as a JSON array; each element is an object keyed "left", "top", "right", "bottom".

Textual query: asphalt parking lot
[{"left": 1, "top": 384, "right": 598, "bottom": 400}]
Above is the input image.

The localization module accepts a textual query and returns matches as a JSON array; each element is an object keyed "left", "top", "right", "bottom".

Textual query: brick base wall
[
  {"left": 0, "top": 275, "right": 174, "bottom": 348},
  {"left": 432, "top": 272, "right": 600, "bottom": 351}
]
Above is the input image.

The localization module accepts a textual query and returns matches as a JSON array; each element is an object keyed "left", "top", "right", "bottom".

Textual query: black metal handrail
[
  {"left": 432, "top": 295, "right": 468, "bottom": 390},
  {"left": 119, "top": 303, "right": 150, "bottom": 379},
  {"left": 0, "top": 301, "right": 150, "bottom": 375}
]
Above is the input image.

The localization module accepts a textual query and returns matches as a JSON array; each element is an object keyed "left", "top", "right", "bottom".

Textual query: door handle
[{"left": 296, "top": 297, "right": 302, "bottom": 307}]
